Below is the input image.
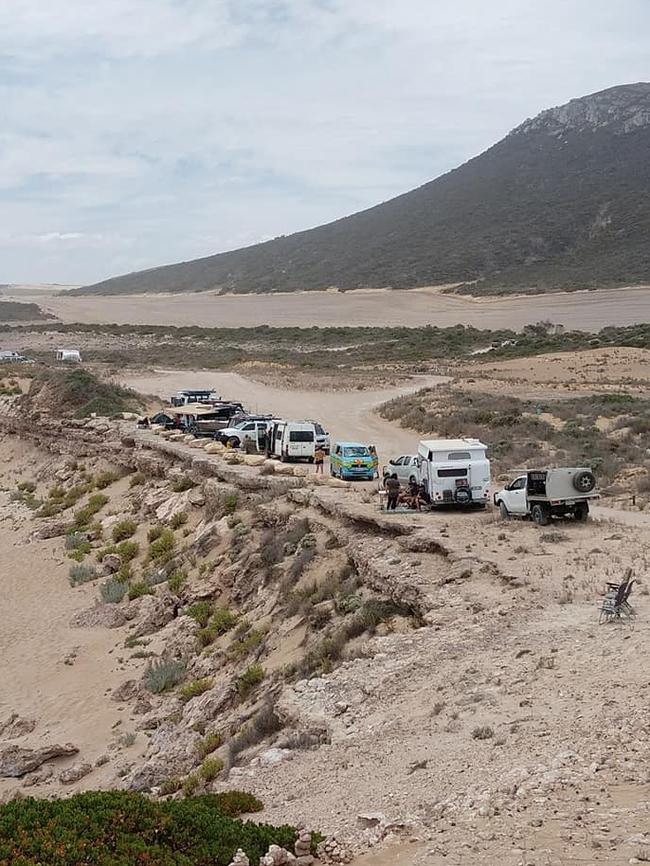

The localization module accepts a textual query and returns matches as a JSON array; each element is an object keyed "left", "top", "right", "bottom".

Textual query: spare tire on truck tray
[
  {"left": 454, "top": 487, "right": 472, "bottom": 505},
  {"left": 572, "top": 470, "right": 596, "bottom": 493}
]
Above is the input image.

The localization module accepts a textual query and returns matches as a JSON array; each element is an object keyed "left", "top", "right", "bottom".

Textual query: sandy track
[
  {"left": 121, "top": 369, "right": 448, "bottom": 459},
  {"left": 13, "top": 285, "right": 650, "bottom": 331}
]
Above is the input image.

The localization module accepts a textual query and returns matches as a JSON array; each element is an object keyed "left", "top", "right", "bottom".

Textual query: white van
[
  {"left": 56, "top": 349, "right": 82, "bottom": 363},
  {"left": 267, "top": 421, "right": 316, "bottom": 462},
  {"left": 417, "top": 438, "right": 490, "bottom": 507}
]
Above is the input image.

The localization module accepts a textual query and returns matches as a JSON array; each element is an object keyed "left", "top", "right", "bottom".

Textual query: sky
[{"left": 0, "top": 0, "right": 648, "bottom": 285}]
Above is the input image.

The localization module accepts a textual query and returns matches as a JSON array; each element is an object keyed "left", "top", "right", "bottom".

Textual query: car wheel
[
  {"left": 409, "top": 475, "right": 416, "bottom": 484},
  {"left": 227, "top": 436, "right": 240, "bottom": 449},
  {"left": 574, "top": 502, "right": 590, "bottom": 521},
  {"left": 499, "top": 501, "right": 509, "bottom": 520},
  {"left": 531, "top": 503, "right": 550, "bottom": 526},
  {"left": 572, "top": 470, "right": 596, "bottom": 493}
]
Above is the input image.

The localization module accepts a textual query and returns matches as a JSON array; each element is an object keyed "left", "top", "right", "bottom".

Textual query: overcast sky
[{"left": 1, "top": 0, "right": 648, "bottom": 285}]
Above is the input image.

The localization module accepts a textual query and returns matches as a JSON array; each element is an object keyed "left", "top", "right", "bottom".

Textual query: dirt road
[
  {"left": 121, "top": 369, "right": 448, "bottom": 460},
  {"left": 15, "top": 284, "right": 650, "bottom": 331}
]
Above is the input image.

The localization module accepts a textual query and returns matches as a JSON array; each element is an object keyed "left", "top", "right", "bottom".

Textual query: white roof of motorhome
[{"left": 419, "top": 438, "right": 487, "bottom": 451}]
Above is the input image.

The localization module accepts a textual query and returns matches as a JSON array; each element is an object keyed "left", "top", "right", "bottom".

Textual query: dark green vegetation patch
[{"left": 0, "top": 790, "right": 296, "bottom": 866}]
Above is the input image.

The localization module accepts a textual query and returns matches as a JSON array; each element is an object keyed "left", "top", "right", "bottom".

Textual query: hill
[{"left": 74, "top": 83, "right": 650, "bottom": 297}]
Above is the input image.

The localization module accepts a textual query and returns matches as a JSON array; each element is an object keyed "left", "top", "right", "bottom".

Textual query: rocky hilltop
[{"left": 73, "top": 83, "right": 650, "bottom": 298}]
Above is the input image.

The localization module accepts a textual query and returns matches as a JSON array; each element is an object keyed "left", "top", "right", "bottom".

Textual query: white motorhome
[
  {"left": 56, "top": 349, "right": 82, "bottom": 363},
  {"left": 267, "top": 420, "right": 316, "bottom": 462},
  {"left": 417, "top": 438, "right": 490, "bottom": 507}
]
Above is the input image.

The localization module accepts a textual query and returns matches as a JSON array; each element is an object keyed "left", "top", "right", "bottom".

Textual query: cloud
[{"left": 0, "top": 0, "right": 649, "bottom": 283}]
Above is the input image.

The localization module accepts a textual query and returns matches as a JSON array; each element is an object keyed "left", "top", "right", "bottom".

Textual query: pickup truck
[{"left": 494, "top": 467, "right": 598, "bottom": 525}]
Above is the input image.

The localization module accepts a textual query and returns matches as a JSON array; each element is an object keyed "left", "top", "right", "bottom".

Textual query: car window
[
  {"left": 243, "top": 423, "right": 255, "bottom": 431},
  {"left": 510, "top": 477, "right": 527, "bottom": 490},
  {"left": 394, "top": 457, "right": 404, "bottom": 466},
  {"left": 447, "top": 451, "right": 471, "bottom": 460},
  {"left": 344, "top": 447, "right": 370, "bottom": 457}
]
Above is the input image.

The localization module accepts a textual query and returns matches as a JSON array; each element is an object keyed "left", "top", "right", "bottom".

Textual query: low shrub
[
  {"left": 144, "top": 657, "right": 186, "bottom": 694},
  {"left": 188, "top": 601, "right": 213, "bottom": 628},
  {"left": 172, "top": 476, "right": 195, "bottom": 492},
  {"left": 167, "top": 570, "right": 187, "bottom": 594},
  {"left": 236, "top": 664, "right": 265, "bottom": 700},
  {"left": 182, "top": 773, "right": 200, "bottom": 797},
  {"left": 197, "top": 732, "right": 222, "bottom": 759},
  {"left": 95, "top": 470, "right": 120, "bottom": 490},
  {"left": 228, "top": 628, "right": 264, "bottom": 659},
  {"left": 179, "top": 678, "right": 213, "bottom": 703},
  {"left": 112, "top": 519, "right": 137, "bottom": 543},
  {"left": 170, "top": 511, "right": 188, "bottom": 530},
  {"left": 200, "top": 757, "right": 224, "bottom": 783},
  {"left": 223, "top": 493, "right": 238, "bottom": 515},
  {"left": 227, "top": 701, "right": 282, "bottom": 764},
  {"left": 148, "top": 528, "right": 176, "bottom": 563},
  {"left": 65, "top": 532, "right": 91, "bottom": 553},
  {"left": 69, "top": 563, "right": 97, "bottom": 586},
  {"left": 147, "top": 525, "right": 164, "bottom": 542},
  {"left": 128, "top": 581, "right": 154, "bottom": 601},
  {"left": 72, "top": 494, "right": 109, "bottom": 530},
  {"left": 197, "top": 609, "right": 237, "bottom": 647},
  {"left": 116, "top": 540, "right": 140, "bottom": 563},
  {"left": 129, "top": 472, "right": 146, "bottom": 488},
  {"left": 471, "top": 725, "right": 494, "bottom": 740},
  {"left": 212, "top": 790, "right": 264, "bottom": 817},
  {"left": 100, "top": 578, "right": 127, "bottom": 604},
  {"left": 158, "top": 778, "right": 182, "bottom": 796},
  {"left": 17, "top": 480, "right": 36, "bottom": 494}
]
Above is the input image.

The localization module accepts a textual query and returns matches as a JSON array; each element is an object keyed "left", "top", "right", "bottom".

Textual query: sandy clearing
[
  {"left": 12, "top": 285, "right": 650, "bottom": 331},
  {"left": 121, "top": 369, "right": 448, "bottom": 460}
]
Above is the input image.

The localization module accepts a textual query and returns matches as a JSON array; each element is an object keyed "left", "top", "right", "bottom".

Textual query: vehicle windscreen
[
  {"left": 344, "top": 447, "right": 370, "bottom": 458},
  {"left": 289, "top": 430, "right": 314, "bottom": 442}
]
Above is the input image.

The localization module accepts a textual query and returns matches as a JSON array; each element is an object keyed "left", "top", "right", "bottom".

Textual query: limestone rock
[
  {"left": 111, "top": 679, "right": 140, "bottom": 703},
  {"left": 0, "top": 713, "right": 37, "bottom": 739},
  {"left": 0, "top": 743, "right": 79, "bottom": 778},
  {"left": 130, "top": 594, "right": 175, "bottom": 637},
  {"left": 71, "top": 604, "right": 131, "bottom": 630},
  {"left": 102, "top": 553, "right": 122, "bottom": 574},
  {"left": 228, "top": 851, "right": 250, "bottom": 866},
  {"left": 31, "top": 521, "right": 68, "bottom": 540},
  {"left": 59, "top": 762, "right": 93, "bottom": 784}
]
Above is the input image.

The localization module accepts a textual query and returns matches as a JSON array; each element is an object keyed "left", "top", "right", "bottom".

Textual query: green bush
[
  {"left": 200, "top": 757, "right": 223, "bottom": 783},
  {"left": 144, "top": 658, "right": 186, "bottom": 694},
  {"left": 172, "top": 476, "right": 195, "bottom": 492},
  {"left": 17, "top": 480, "right": 37, "bottom": 494},
  {"left": 188, "top": 602, "right": 212, "bottom": 628},
  {"left": 72, "top": 493, "right": 109, "bottom": 530},
  {"left": 0, "top": 790, "right": 296, "bottom": 865},
  {"left": 128, "top": 581, "right": 154, "bottom": 601},
  {"left": 197, "top": 609, "right": 237, "bottom": 647},
  {"left": 129, "top": 472, "right": 146, "bottom": 488},
  {"left": 179, "top": 678, "right": 213, "bottom": 703},
  {"left": 168, "top": 571, "right": 187, "bottom": 594},
  {"left": 95, "top": 470, "right": 120, "bottom": 490},
  {"left": 196, "top": 733, "right": 222, "bottom": 760},
  {"left": 148, "top": 529, "right": 176, "bottom": 562},
  {"left": 112, "top": 519, "right": 137, "bottom": 543},
  {"left": 236, "top": 665, "right": 265, "bottom": 700},
  {"left": 211, "top": 790, "right": 264, "bottom": 817},
  {"left": 69, "top": 563, "right": 97, "bottom": 586},
  {"left": 148, "top": 525, "right": 164, "bottom": 542},
  {"left": 159, "top": 778, "right": 182, "bottom": 796},
  {"left": 116, "top": 540, "right": 139, "bottom": 563},
  {"left": 100, "top": 578, "right": 127, "bottom": 604},
  {"left": 223, "top": 493, "right": 238, "bottom": 515},
  {"left": 170, "top": 511, "right": 188, "bottom": 530}
]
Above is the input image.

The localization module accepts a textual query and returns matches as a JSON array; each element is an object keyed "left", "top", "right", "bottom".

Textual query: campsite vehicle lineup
[{"left": 144, "top": 387, "right": 598, "bottom": 521}]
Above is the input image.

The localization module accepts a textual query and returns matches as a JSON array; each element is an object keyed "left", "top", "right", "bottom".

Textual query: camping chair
[{"left": 599, "top": 571, "right": 636, "bottom": 625}]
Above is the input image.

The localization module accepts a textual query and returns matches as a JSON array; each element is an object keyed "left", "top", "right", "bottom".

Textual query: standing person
[
  {"left": 314, "top": 443, "right": 325, "bottom": 474},
  {"left": 385, "top": 473, "right": 400, "bottom": 510}
]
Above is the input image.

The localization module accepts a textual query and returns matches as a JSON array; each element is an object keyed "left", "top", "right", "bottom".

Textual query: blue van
[{"left": 330, "top": 442, "right": 376, "bottom": 481}]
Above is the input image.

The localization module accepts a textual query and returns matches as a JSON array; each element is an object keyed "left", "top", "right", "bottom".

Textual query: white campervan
[
  {"left": 267, "top": 421, "right": 316, "bottom": 462},
  {"left": 56, "top": 349, "right": 82, "bottom": 363},
  {"left": 417, "top": 438, "right": 490, "bottom": 508}
]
